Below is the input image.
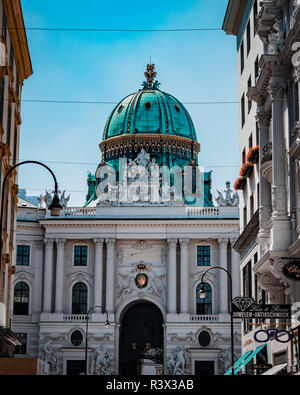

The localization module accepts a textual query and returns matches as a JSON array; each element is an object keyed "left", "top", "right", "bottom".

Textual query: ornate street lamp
[
  {"left": 85, "top": 305, "right": 110, "bottom": 375},
  {"left": 199, "top": 266, "right": 235, "bottom": 375},
  {"left": 0, "top": 160, "right": 62, "bottom": 275}
]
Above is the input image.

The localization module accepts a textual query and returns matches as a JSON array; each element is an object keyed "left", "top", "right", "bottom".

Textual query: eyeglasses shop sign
[
  {"left": 282, "top": 260, "right": 300, "bottom": 281},
  {"left": 231, "top": 297, "right": 291, "bottom": 319}
]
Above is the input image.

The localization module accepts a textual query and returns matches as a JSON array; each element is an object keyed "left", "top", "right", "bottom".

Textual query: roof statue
[
  {"left": 215, "top": 182, "right": 239, "bottom": 207},
  {"left": 38, "top": 190, "right": 71, "bottom": 209}
]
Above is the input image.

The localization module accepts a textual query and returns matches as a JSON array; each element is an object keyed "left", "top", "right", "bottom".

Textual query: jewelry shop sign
[{"left": 231, "top": 297, "right": 291, "bottom": 319}]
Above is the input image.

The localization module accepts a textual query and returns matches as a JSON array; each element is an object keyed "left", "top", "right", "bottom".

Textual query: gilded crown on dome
[{"left": 142, "top": 64, "right": 161, "bottom": 89}]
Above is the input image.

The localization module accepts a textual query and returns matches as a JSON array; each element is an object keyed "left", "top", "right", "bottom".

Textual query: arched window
[
  {"left": 196, "top": 283, "right": 212, "bottom": 315},
  {"left": 72, "top": 282, "right": 87, "bottom": 314},
  {"left": 13, "top": 282, "right": 29, "bottom": 315}
]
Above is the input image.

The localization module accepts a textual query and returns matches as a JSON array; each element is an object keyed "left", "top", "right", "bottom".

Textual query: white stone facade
[{"left": 12, "top": 204, "right": 240, "bottom": 375}]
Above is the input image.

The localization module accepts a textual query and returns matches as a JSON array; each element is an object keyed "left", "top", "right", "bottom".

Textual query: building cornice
[
  {"left": 233, "top": 209, "right": 259, "bottom": 253},
  {"left": 222, "top": 0, "right": 248, "bottom": 36},
  {"left": 99, "top": 133, "right": 200, "bottom": 159},
  {"left": 3, "top": 0, "right": 33, "bottom": 82}
]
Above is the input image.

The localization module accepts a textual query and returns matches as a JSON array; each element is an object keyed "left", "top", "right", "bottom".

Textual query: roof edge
[{"left": 222, "top": 0, "right": 248, "bottom": 36}]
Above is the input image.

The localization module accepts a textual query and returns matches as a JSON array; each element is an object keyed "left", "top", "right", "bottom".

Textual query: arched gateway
[{"left": 119, "top": 301, "right": 164, "bottom": 375}]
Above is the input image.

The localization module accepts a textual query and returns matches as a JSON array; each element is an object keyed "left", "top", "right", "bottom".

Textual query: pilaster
[
  {"left": 179, "top": 238, "right": 190, "bottom": 315},
  {"left": 55, "top": 238, "right": 65, "bottom": 313},
  {"left": 43, "top": 238, "right": 54, "bottom": 313}
]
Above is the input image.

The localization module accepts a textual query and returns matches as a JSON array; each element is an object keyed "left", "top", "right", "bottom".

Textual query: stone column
[
  {"left": 94, "top": 238, "right": 104, "bottom": 308},
  {"left": 55, "top": 238, "right": 65, "bottom": 313},
  {"left": 106, "top": 238, "right": 116, "bottom": 313},
  {"left": 268, "top": 80, "right": 291, "bottom": 250},
  {"left": 167, "top": 239, "right": 177, "bottom": 314},
  {"left": 256, "top": 109, "right": 272, "bottom": 247},
  {"left": 43, "top": 238, "right": 54, "bottom": 313},
  {"left": 230, "top": 242, "right": 240, "bottom": 299},
  {"left": 179, "top": 238, "right": 189, "bottom": 314},
  {"left": 218, "top": 238, "right": 228, "bottom": 313},
  {"left": 32, "top": 240, "right": 44, "bottom": 314}
]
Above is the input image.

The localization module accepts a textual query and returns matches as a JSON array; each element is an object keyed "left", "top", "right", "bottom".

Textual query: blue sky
[{"left": 18, "top": 0, "right": 238, "bottom": 206}]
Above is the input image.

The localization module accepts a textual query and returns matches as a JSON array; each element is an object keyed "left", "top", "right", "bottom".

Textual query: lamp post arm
[
  {"left": 200, "top": 266, "right": 235, "bottom": 376},
  {"left": 0, "top": 160, "right": 59, "bottom": 279}
]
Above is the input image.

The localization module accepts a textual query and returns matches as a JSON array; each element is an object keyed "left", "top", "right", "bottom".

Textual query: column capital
[
  {"left": 218, "top": 238, "right": 228, "bottom": 247},
  {"left": 229, "top": 237, "right": 238, "bottom": 245},
  {"left": 256, "top": 111, "right": 271, "bottom": 129},
  {"left": 55, "top": 238, "right": 66, "bottom": 247},
  {"left": 34, "top": 240, "right": 44, "bottom": 250},
  {"left": 106, "top": 238, "right": 116, "bottom": 246},
  {"left": 44, "top": 238, "right": 54, "bottom": 247},
  {"left": 179, "top": 238, "right": 190, "bottom": 246},
  {"left": 94, "top": 238, "right": 104, "bottom": 246},
  {"left": 167, "top": 238, "right": 178, "bottom": 248},
  {"left": 293, "top": 65, "right": 300, "bottom": 83},
  {"left": 268, "top": 81, "right": 286, "bottom": 101}
]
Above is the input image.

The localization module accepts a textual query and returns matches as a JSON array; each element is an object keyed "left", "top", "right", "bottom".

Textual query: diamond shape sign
[{"left": 232, "top": 297, "right": 255, "bottom": 312}]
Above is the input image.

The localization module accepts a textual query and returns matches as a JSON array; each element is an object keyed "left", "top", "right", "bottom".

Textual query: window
[
  {"left": 7, "top": 103, "right": 11, "bottom": 145},
  {"left": 74, "top": 246, "right": 88, "bottom": 266},
  {"left": 16, "top": 71, "right": 20, "bottom": 97},
  {"left": 72, "top": 282, "right": 87, "bottom": 314},
  {"left": 243, "top": 261, "right": 252, "bottom": 298},
  {"left": 247, "top": 21, "right": 251, "bottom": 55},
  {"left": 13, "top": 282, "right": 29, "bottom": 315},
  {"left": 16, "top": 245, "right": 30, "bottom": 266},
  {"left": 196, "top": 283, "right": 212, "bottom": 315},
  {"left": 1, "top": 269, "right": 4, "bottom": 303},
  {"left": 2, "top": 11, "right": 7, "bottom": 41},
  {"left": 198, "top": 331, "right": 211, "bottom": 347},
  {"left": 13, "top": 126, "right": 17, "bottom": 165},
  {"left": 197, "top": 246, "right": 210, "bottom": 266},
  {"left": 242, "top": 148, "right": 246, "bottom": 164},
  {"left": 255, "top": 56, "right": 259, "bottom": 80},
  {"left": 248, "top": 77, "right": 252, "bottom": 113},
  {"left": 274, "top": 351, "right": 287, "bottom": 366},
  {"left": 70, "top": 330, "right": 83, "bottom": 347},
  {"left": 0, "top": 76, "right": 4, "bottom": 123},
  {"left": 253, "top": 0, "right": 259, "bottom": 34},
  {"left": 14, "top": 333, "right": 27, "bottom": 355},
  {"left": 241, "top": 94, "right": 245, "bottom": 127},
  {"left": 240, "top": 41, "right": 244, "bottom": 74},
  {"left": 250, "top": 195, "right": 254, "bottom": 218},
  {"left": 249, "top": 133, "right": 253, "bottom": 149},
  {"left": 243, "top": 206, "right": 247, "bottom": 227},
  {"left": 9, "top": 42, "right": 14, "bottom": 71}
]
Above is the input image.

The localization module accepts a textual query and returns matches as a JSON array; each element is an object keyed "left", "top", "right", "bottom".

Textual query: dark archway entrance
[{"left": 119, "top": 302, "right": 164, "bottom": 375}]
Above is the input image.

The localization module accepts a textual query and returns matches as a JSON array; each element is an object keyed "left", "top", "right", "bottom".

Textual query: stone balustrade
[
  {"left": 190, "top": 314, "right": 219, "bottom": 322},
  {"left": 261, "top": 142, "right": 272, "bottom": 165},
  {"left": 63, "top": 314, "right": 87, "bottom": 322}
]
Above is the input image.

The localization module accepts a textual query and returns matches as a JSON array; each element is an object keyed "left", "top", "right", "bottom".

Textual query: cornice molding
[
  {"left": 99, "top": 133, "right": 200, "bottom": 160},
  {"left": 3, "top": 0, "right": 33, "bottom": 82},
  {"left": 222, "top": 0, "right": 248, "bottom": 36}
]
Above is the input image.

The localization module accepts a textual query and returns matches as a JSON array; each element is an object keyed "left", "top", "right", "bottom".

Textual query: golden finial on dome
[{"left": 142, "top": 64, "right": 160, "bottom": 89}]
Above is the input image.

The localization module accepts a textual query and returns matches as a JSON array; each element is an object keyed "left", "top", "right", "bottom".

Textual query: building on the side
[
  {"left": 11, "top": 66, "right": 241, "bottom": 375},
  {"left": 223, "top": 0, "right": 300, "bottom": 375},
  {"left": 0, "top": 0, "right": 32, "bottom": 358}
]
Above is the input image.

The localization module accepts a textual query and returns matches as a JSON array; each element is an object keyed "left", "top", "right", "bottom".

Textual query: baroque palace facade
[
  {"left": 0, "top": 0, "right": 32, "bottom": 358},
  {"left": 11, "top": 67, "right": 241, "bottom": 375},
  {"left": 223, "top": 0, "right": 300, "bottom": 375}
]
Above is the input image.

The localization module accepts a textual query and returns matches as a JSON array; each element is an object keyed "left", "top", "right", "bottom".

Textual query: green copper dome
[{"left": 103, "top": 81, "right": 197, "bottom": 141}]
